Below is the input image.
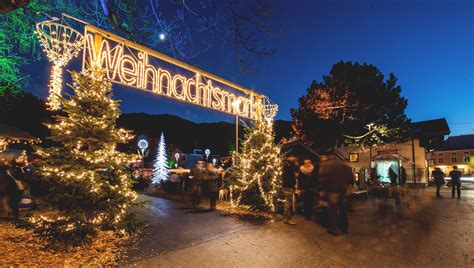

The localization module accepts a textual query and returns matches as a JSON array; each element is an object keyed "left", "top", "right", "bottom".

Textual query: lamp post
[
  {"left": 205, "top": 149, "right": 211, "bottom": 163},
  {"left": 366, "top": 123, "right": 375, "bottom": 180},
  {"left": 137, "top": 136, "right": 149, "bottom": 171},
  {"left": 233, "top": 99, "right": 241, "bottom": 155},
  {"left": 174, "top": 152, "right": 180, "bottom": 168}
]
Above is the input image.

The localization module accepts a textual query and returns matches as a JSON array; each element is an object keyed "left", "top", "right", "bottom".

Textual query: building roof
[
  {"left": 0, "top": 125, "right": 36, "bottom": 140},
  {"left": 410, "top": 118, "right": 450, "bottom": 137},
  {"left": 281, "top": 139, "right": 345, "bottom": 160},
  {"left": 442, "top": 134, "right": 474, "bottom": 150}
]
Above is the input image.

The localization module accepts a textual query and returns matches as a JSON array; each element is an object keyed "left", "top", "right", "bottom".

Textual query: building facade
[
  {"left": 427, "top": 134, "right": 474, "bottom": 179},
  {"left": 337, "top": 138, "right": 429, "bottom": 185},
  {"left": 337, "top": 119, "right": 451, "bottom": 186}
]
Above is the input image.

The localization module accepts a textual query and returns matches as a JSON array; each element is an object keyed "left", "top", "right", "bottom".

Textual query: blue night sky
[{"left": 27, "top": 0, "right": 473, "bottom": 135}]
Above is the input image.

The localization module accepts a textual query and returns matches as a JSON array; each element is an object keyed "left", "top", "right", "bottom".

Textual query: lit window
[
  {"left": 451, "top": 157, "right": 457, "bottom": 163},
  {"left": 438, "top": 158, "right": 444, "bottom": 164},
  {"left": 349, "top": 153, "right": 359, "bottom": 162}
]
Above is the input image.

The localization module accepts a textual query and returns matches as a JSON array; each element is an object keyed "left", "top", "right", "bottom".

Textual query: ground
[{"left": 126, "top": 187, "right": 474, "bottom": 267}]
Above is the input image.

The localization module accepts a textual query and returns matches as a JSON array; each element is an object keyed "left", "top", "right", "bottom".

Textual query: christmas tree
[
  {"left": 153, "top": 132, "right": 169, "bottom": 183},
  {"left": 232, "top": 119, "right": 283, "bottom": 211},
  {"left": 32, "top": 66, "right": 139, "bottom": 244}
]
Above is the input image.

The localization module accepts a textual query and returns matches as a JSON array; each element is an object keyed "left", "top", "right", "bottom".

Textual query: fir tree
[
  {"left": 232, "top": 119, "right": 283, "bottom": 211},
  {"left": 32, "top": 67, "right": 139, "bottom": 244},
  {"left": 153, "top": 132, "right": 169, "bottom": 183}
]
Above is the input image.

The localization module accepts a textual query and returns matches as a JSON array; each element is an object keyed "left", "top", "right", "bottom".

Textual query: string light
[
  {"left": 30, "top": 66, "right": 139, "bottom": 236},
  {"left": 263, "top": 103, "right": 278, "bottom": 124},
  {"left": 35, "top": 20, "right": 85, "bottom": 110},
  {"left": 0, "top": 137, "right": 40, "bottom": 153},
  {"left": 83, "top": 31, "right": 263, "bottom": 119},
  {"left": 232, "top": 118, "right": 283, "bottom": 212},
  {"left": 153, "top": 132, "right": 170, "bottom": 183}
]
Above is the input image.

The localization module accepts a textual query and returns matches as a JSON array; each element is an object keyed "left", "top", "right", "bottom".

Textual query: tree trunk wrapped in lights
[
  {"left": 232, "top": 119, "right": 283, "bottom": 212},
  {"left": 32, "top": 66, "right": 139, "bottom": 245}
]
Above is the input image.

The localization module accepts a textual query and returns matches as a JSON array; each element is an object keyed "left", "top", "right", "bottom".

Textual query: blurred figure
[
  {"left": 282, "top": 156, "right": 298, "bottom": 225},
  {"left": 298, "top": 159, "right": 318, "bottom": 220},
  {"left": 206, "top": 163, "right": 220, "bottom": 210},
  {"left": 399, "top": 166, "right": 407, "bottom": 185},
  {"left": 432, "top": 167, "right": 445, "bottom": 198},
  {"left": 0, "top": 162, "right": 10, "bottom": 217},
  {"left": 190, "top": 161, "right": 206, "bottom": 207},
  {"left": 449, "top": 166, "right": 462, "bottom": 199},
  {"left": 1, "top": 161, "right": 25, "bottom": 220},
  {"left": 319, "top": 154, "right": 354, "bottom": 235},
  {"left": 389, "top": 166, "right": 398, "bottom": 185}
]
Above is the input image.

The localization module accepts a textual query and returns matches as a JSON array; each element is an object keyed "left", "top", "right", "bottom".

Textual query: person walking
[
  {"left": 298, "top": 159, "right": 318, "bottom": 220},
  {"left": 206, "top": 163, "right": 219, "bottom": 210},
  {"left": 449, "top": 166, "right": 462, "bottom": 199},
  {"left": 5, "top": 162, "right": 25, "bottom": 220},
  {"left": 432, "top": 167, "right": 445, "bottom": 198},
  {"left": 389, "top": 166, "right": 398, "bottom": 185},
  {"left": 400, "top": 166, "right": 407, "bottom": 185},
  {"left": 282, "top": 156, "right": 298, "bottom": 225},
  {"left": 190, "top": 161, "right": 206, "bottom": 207},
  {"left": 319, "top": 154, "right": 354, "bottom": 236}
]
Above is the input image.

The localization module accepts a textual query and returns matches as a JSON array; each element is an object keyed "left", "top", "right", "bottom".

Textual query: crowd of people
[
  {"left": 3, "top": 150, "right": 464, "bottom": 232},
  {"left": 189, "top": 161, "right": 223, "bottom": 211},
  {"left": 432, "top": 165, "right": 462, "bottom": 199},
  {"left": 282, "top": 154, "right": 354, "bottom": 236}
]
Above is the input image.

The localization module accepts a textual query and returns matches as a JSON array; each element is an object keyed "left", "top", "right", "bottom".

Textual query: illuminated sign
[{"left": 83, "top": 25, "right": 264, "bottom": 120}]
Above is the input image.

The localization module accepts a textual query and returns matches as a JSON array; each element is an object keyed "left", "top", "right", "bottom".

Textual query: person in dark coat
[
  {"left": 400, "top": 166, "right": 407, "bottom": 185},
  {"left": 432, "top": 167, "right": 445, "bottom": 198},
  {"left": 389, "top": 166, "right": 398, "bottom": 185},
  {"left": 319, "top": 154, "right": 354, "bottom": 235},
  {"left": 2, "top": 162, "right": 24, "bottom": 219},
  {"left": 282, "top": 156, "right": 298, "bottom": 225},
  {"left": 0, "top": 163, "right": 11, "bottom": 217},
  {"left": 206, "top": 163, "right": 220, "bottom": 210},
  {"left": 297, "top": 159, "right": 318, "bottom": 220},
  {"left": 449, "top": 166, "right": 462, "bottom": 199},
  {"left": 190, "top": 161, "right": 206, "bottom": 207}
]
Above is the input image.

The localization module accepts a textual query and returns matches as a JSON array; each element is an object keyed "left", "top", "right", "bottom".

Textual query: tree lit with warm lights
[
  {"left": 31, "top": 66, "right": 140, "bottom": 244},
  {"left": 232, "top": 119, "right": 283, "bottom": 212},
  {"left": 291, "top": 61, "right": 410, "bottom": 150}
]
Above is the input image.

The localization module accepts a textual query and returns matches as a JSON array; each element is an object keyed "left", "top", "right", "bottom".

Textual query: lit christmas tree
[
  {"left": 32, "top": 66, "right": 140, "bottom": 244},
  {"left": 232, "top": 119, "right": 283, "bottom": 212},
  {"left": 153, "top": 132, "right": 169, "bottom": 183}
]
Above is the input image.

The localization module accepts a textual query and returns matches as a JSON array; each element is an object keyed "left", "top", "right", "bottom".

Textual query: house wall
[
  {"left": 337, "top": 138, "right": 429, "bottom": 185},
  {"left": 427, "top": 149, "right": 474, "bottom": 176}
]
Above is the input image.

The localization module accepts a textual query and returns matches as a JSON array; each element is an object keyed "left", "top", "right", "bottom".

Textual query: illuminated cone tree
[
  {"left": 153, "top": 132, "right": 169, "bottom": 183},
  {"left": 33, "top": 66, "right": 139, "bottom": 244},
  {"left": 233, "top": 119, "right": 283, "bottom": 212}
]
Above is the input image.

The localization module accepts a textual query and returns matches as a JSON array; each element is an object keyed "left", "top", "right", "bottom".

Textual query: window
[
  {"left": 438, "top": 158, "right": 444, "bottom": 164},
  {"left": 464, "top": 155, "right": 471, "bottom": 162},
  {"left": 349, "top": 153, "right": 359, "bottom": 162},
  {"left": 451, "top": 157, "right": 457, "bottom": 163}
]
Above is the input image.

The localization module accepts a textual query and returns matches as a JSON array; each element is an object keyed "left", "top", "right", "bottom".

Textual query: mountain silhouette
[{"left": 117, "top": 113, "right": 291, "bottom": 158}]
